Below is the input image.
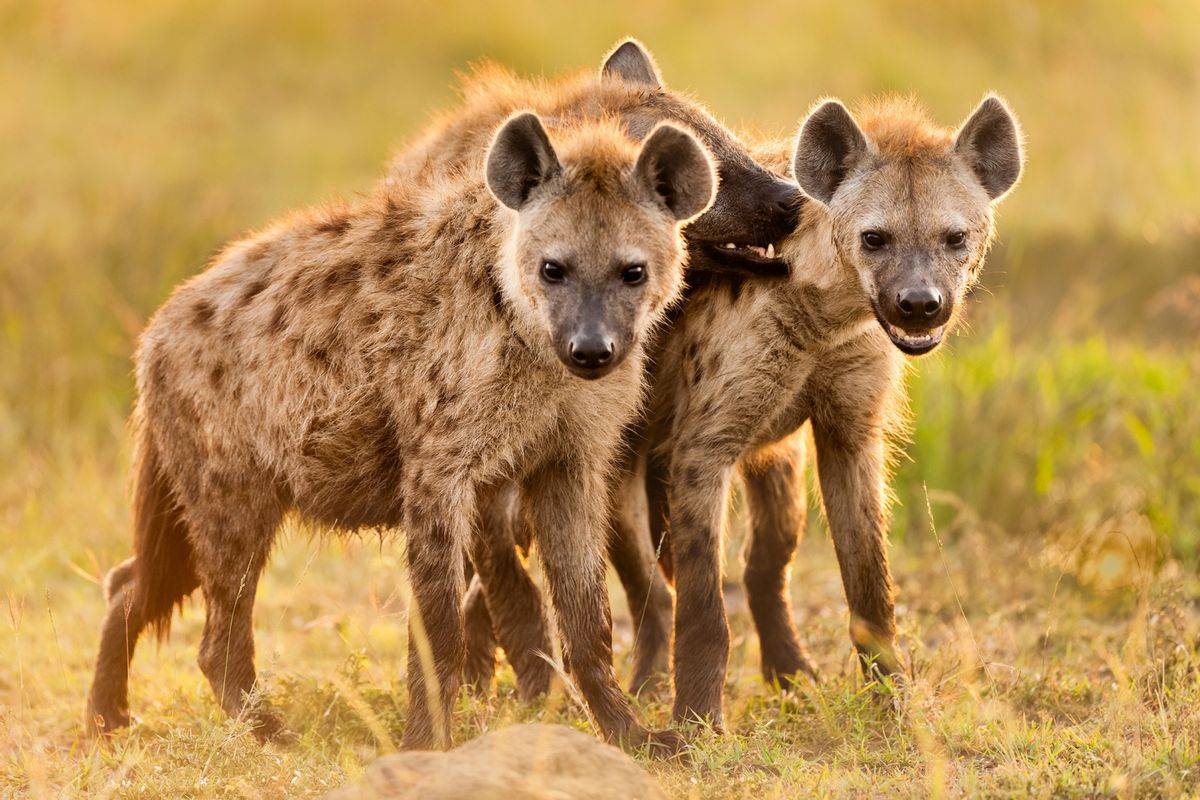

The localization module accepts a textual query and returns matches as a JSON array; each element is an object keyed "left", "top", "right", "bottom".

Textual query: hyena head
[
  {"left": 793, "top": 95, "right": 1023, "bottom": 355},
  {"left": 486, "top": 111, "right": 715, "bottom": 379},
  {"left": 601, "top": 39, "right": 801, "bottom": 277}
]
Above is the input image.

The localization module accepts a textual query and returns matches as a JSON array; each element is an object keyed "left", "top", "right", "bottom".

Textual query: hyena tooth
[{"left": 766, "top": 243, "right": 775, "bottom": 258}]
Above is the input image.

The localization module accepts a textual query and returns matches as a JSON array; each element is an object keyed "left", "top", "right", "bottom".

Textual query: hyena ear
[
  {"left": 601, "top": 38, "right": 663, "bottom": 88},
  {"left": 792, "top": 99, "right": 868, "bottom": 206},
  {"left": 486, "top": 111, "right": 562, "bottom": 211},
  {"left": 955, "top": 94, "right": 1023, "bottom": 201},
  {"left": 635, "top": 123, "right": 717, "bottom": 222}
]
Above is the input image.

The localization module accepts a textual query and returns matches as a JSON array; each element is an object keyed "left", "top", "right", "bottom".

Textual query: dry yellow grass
[{"left": 2, "top": 1, "right": 1198, "bottom": 797}]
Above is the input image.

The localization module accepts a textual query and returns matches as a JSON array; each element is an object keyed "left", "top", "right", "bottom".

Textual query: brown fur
[
  {"left": 636, "top": 95, "right": 1018, "bottom": 726},
  {"left": 84, "top": 112, "right": 708, "bottom": 754},
  {"left": 473, "top": 96, "right": 1022, "bottom": 728},
  {"left": 426, "top": 41, "right": 804, "bottom": 698}
]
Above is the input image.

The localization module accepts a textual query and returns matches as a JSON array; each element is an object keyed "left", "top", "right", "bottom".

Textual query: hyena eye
[
  {"left": 620, "top": 263, "right": 647, "bottom": 286},
  {"left": 860, "top": 230, "right": 889, "bottom": 251},
  {"left": 540, "top": 260, "right": 567, "bottom": 283},
  {"left": 945, "top": 230, "right": 967, "bottom": 249}
]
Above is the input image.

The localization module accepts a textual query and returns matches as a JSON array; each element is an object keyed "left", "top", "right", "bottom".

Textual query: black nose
[
  {"left": 769, "top": 178, "right": 802, "bottom": 237},
  {"left": 895, "top": 286, "right": 943, "bottom": 320},
  {"left": 568, "top": 334, "right": 614, "bottom": 369}
]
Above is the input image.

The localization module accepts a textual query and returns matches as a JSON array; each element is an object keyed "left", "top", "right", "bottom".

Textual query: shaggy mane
[{"left": 855, "top": 95, "right": 954, "bottom": 157}]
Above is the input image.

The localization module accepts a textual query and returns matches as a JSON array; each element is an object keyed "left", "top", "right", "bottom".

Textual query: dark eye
[
  {"left": 620, "top": 263, "right": 647, "bottom": 285},
  {"left": 945, "top": 230, "right": 967, "bottom": 249},
  {"left": 540, "top": 260, "right": 566, "bottom": 283},
  {"left": 861, "top": 230, "right": 889, "bottom": 251}
]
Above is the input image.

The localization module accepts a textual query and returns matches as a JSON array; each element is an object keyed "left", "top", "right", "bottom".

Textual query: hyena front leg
[
  {"left": 401, "top": 504, "right": 468, "bottom": 751},
  {"left": 525, "top": 457, "right": 682, "bottom": 755},
  {"left": 667, "top": 444, "right": 736, "bottom": 728},
  {"left": 741, "top": 437, "right": 819, "bottom": 685},
  {"left": 811, "top": 423, "right": 899, "bottom": 677},
  {"left": 466, "top": 487, "right": 554, "bottom": 700},
  {"left": 191, "top": 501, "right": 288, "bottom": 743}
]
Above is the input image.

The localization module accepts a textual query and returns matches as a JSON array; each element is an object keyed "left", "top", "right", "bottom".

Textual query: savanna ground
[{"left": 2, "top": 1, "right": 1199, "bottom": 797}]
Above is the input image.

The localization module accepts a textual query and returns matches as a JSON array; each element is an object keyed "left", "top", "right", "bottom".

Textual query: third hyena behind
[{"left": 85, "top": 111, "right": 716, "bottom": 753}]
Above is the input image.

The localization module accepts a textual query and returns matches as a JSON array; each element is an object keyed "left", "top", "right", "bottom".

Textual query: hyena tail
[{"left": 129, "top": 432, "right": 199, "bottom": 638}]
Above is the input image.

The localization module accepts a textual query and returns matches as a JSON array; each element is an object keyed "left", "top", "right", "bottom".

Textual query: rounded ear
[
  {"left": 955, "top": 94, "right": 1023, "bottom": 201},
  {"left": 601, "top": 38, "right": 663, "bottom": 88},
  {"left": 792, "top": 99, "right": 868, "bottom": 206},
  {"left": 635, "top": 123, "right": 717, "bottom": 222},
  {"left": 485, "top": 112, "right": 562, "bottom": 211}
]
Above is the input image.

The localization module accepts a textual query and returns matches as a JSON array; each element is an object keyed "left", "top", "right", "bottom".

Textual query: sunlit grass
[{"left": 1, "top": 0, "right": 1198, "bottom": 797}]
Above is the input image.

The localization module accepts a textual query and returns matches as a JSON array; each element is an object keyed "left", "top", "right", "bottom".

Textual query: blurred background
[
  {"left": 0, "top": 2, "right": 1198, "bottom": 795},
  {"left": 3, "top": 0, "right": 1196, "bottom": 567}
]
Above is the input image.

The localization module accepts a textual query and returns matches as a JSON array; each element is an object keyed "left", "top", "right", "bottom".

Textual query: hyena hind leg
[
  {"left": 741, "top": 440, "right": 818, "bottom": 686},
  {"left": 86, "top": 560, "right": 150, "bottom": 734},
  {"left": 470, "top": 516, "right": 554, "bottom": 701},
  {"left": 102, "top": 557, "right": 137, "bottom": 603},
  {"left": 608, "top": 499, "right": 673, "bottom": 696},
  {"left": 462, "top": 573, "right": 497, "bottom": 693}
]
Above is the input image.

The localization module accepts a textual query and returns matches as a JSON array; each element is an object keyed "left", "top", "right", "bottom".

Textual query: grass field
[{"left": 2, "top": 1, "right": 1198, "bottom": 797}]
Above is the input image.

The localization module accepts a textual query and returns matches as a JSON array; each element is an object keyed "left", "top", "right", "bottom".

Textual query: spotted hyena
[
  {"left": 471, "top": 95, "right": 1024, "bottom": 727},
  {"left": 85, "top": 110, "right": 716, "bottom": 753},
  {"left": 381, "top": 38, "right": 805, "bottom": 698}
]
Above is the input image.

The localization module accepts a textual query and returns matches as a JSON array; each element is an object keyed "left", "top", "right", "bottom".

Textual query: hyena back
[
  {"left": 86, "top": 111, "right": 715, "bottom": 753},
  {"left": 389, "top": 39, "right": 801, "bottom": 279}
]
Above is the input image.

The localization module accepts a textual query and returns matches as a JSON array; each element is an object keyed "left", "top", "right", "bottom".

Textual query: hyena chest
[{"left": 750, "top": 356, "right": 818, "bottom": 448}]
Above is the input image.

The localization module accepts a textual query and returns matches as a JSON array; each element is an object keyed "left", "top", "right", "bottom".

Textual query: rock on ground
[{"left": 327, "top": 723, "right": 667, "bottom": 800}]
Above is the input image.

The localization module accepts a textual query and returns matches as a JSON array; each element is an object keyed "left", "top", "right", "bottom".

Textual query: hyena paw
[
  {"left": 627, "top": 666, "right": 669, "bottom": 699},
  {"left": 623, "top": 726, "right": 688, "bottom": 760},
  {"left": 645, "top": 728, "right": 689, "bottom": 760},
  {"left": 85, "top": 698, "right": 131, "bottom": 737},
  {"left": 250, "top": 710, "right": 297, "bottom": 746},
  {"left": 762, "top": 648, "right": 820, "bottom": 688},
  {"left": 511, "top": 654, "right": 553, "bottom": 702},
  {"left": 463, "top": 652, "right": 497, "bottom": 696}
]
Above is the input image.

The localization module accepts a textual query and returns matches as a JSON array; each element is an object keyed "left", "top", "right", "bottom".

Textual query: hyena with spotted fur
[
  {"left": 474, "top": 95, "right": 1024, "bottom": 727},
  {"left": 384, "top": 39, "right": 803, "bottom": 699},
  {"left": 85, "top": 111, "right": 716, "bottom": 752}
]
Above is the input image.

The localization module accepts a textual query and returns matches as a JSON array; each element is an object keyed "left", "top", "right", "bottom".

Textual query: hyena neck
[{"left": 778, "top": 203, "right": 875, "bottom": 337}]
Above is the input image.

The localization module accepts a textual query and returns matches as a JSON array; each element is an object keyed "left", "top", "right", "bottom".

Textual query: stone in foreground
[{"left": 327, "top": 723, "right": 667, "bottom": 800}]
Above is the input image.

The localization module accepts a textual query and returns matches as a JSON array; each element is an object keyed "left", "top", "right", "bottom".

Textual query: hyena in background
[
  {"left": 85, "top": 111, "right": 716, "bottom": 753},
  {"left": 474, "top": 95, "right": 1024, "bottom": 727},
  {"left": 388, "top": 39, "right": 803, "bottom": 698},
  {"left": 390, "top": 39, "right": 799, "bottom": 280}
]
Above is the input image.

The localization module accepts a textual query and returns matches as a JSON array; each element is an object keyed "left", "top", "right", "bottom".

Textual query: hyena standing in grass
[
  {"left": 382, "top": 39, "right": 803, "bottom": 698},
  {"left": 85, "top": 110, "right": 717, "bottom": 752},
  {"left": 474, "top": 95, "right": 1024, "bottom": 727}
]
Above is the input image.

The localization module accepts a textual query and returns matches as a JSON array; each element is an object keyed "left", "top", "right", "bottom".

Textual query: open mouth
[
  {"left": 874, "top": 310, "right": 945, "bottom": 356},
  {"left": 699, "top": 241, "right": 789, "bottom": 277}
]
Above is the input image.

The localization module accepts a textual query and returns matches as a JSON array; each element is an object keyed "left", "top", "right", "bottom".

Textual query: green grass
[{"left": 2, "top": 1, "right": 1198, "bottom": 797}]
